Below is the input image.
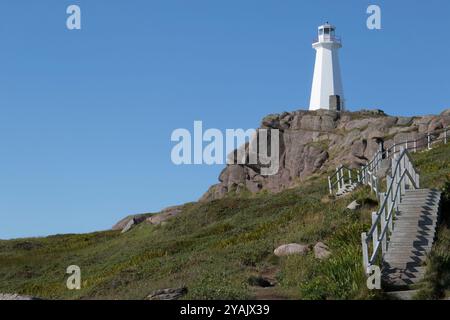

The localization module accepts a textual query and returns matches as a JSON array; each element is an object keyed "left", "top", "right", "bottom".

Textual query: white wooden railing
[
  {"left": 328, "top": 165, "right": 361, "bottom": 194},
  {"left": 328, "top": 126, "right": 449, "bottom": 196},
  {"left": 361, "top": 148, "right": 420, "bottom": 274}
]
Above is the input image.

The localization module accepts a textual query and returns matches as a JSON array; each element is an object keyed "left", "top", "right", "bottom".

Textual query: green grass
[
  {"left": 0, "top": 142, "right": 449, "bottom": 300},
  {"left": 0, "top": 178, "right": 377, "bottom": 300}
]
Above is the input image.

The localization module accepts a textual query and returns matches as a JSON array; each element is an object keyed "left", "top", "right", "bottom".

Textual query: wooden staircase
[{"left": 382, "top": 188, "right": 441, "bottom": 289}]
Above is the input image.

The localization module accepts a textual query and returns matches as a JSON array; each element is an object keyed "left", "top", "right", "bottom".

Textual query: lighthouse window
[
  {"left": 319, "top": 29, "right": 324, "bottom": 35},
  {"left": 324, "top": 28, "right": 330, "bottom": 35}
]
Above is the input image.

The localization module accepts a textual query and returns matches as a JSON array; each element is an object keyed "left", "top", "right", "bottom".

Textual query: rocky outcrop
[
  {"left": 112, "top": 214, "right": 149, "bottom": 231},
  {"left": 146, "top": 206, "right": 183, "bottom": 225},
  {"left": 113, "top": 206, "right": 184, "bottom": 232},
  {"left": 201, "top": 108, "right": 450, "bottom": 201}
]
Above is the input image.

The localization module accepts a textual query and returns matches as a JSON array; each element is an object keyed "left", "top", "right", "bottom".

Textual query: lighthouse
[{"left": 309, "top": 23, "right": 345, "bottom": 111}]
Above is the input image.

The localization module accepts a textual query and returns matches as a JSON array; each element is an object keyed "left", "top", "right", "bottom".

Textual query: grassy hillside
[{"left": 0, "top": 142, "right": 449, "bottom": 300}]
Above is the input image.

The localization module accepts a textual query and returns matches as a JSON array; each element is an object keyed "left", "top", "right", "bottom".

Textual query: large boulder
[
  {"left": 146, "top": 206, "right": 183, "bottom": 225},
  {"left": 274, "top": 243, "right": 310, "bottom": 257},
  {"left": 121, "top": 218, "right": 136, "bottom": 234},
  {"left": 114, "top": 206, "right": 183, "bottom": 232},
  {"left": 112, "top": 214, "right": 148, "bottom": 231}
]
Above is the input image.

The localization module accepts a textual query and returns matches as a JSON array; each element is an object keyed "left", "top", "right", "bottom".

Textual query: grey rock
[
  {"left": 146, "top": 206, "right": 183, "bottom": 225},
  {"left": 146, "top": 287, "right": 188, "bottom": 300},
  {"left": 0, "top": 293, "right": 41, "bottom": 300},
  {"left": 121, "top": 218, "right": 136, "bottom": 234},
  {"left": 346, "top": 200, "right": 361, "bottom": 211},
  {"left": 314, "top": 242, "right": 331, "bottom": 260},
  {"left": 112, "top": 214, "right": 148, "bottom": 231},
  {"left": 274, "top": 243, "right": 310, "bottom": 257}
]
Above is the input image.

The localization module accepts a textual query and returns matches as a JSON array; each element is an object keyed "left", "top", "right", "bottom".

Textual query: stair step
[
  {"left": 385, "top": 251, "right": 430, "bottom": 257},
  {"left": 391, "top": 227, "right": 435, "bottom": 232},
  {"left": 383, "top": 270, "right": 427, "bottom": 276},
  {"left": 397, "top": 204, "right": 439, "bottom": 209},
  {"left": 386, "top": 290, "right": 420, "bottom": 300},
  {"left": 405, "top": 189, "right": 438, "bottom": 193},
  {"left": 387, "top": 247, "right": 433, "bottom": 252}
]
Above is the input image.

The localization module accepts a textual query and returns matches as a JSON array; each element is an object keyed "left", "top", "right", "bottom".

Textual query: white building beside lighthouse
[{"left": 309, "top": 23, "right": 345, "bottom": 111}]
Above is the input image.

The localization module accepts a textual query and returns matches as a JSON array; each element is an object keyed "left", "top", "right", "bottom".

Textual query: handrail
[
  {"left": 324, "top": 124, "right": 448, "bottom": 274},
  {"left": 328, "top": 165, "right": 361, "bottom": 195},
  {"left": 328, "top": 126, "right": 449, "bottom": 195},
  {"left": 361, "top": 148, "right": 420, "bottom": 273},
  {"left": 366, "top": 151, "right": 417, "bottom": 238}
]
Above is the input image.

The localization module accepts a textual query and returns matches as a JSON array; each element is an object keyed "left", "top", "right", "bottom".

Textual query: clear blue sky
[{"left": 1, "top": 1, "right": 449, "bottom": 239}]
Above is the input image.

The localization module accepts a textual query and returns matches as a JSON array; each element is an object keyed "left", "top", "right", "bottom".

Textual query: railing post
[
  {"left": 414, "top": 140, "right": 417, "bottom": 153},
  {"left": 416, "top": 173, "right": 420, "bottom": 189},
  {"left": 405, "top": 140, "right": 408, "bottom": 151},
  {"left": 371, "top": 212, "right": 379, "bottom": 255},
  {"left": 427, "top": 132, "right": 431, "bottom": 150},
  {"left": 380, "top": 217, "right": 387, "bottom": 255},
  {"left": 385, "top": 191, "right": 393, "bottom": 233},
  {"left": 361, "top": 233, "right": 369, "bottom": 274},
  {"left": 371, "top": 174, "right": 375, "bottom": 194},
  {"left": 374, "top": 176, "right": 378, "bottom": 195},
  {"left": 363, "top": 167, "right": 367, "bottom": 184},
  {"left": 386, "top": 174, "right": 392, "bottom": 199},
  {"left": 328, "top": 176, "right": 332, "bottom": 195},
  {"left": 348, "top": 168, "right": 352, "bottom": 185},
  {"left": 336, "top": 167, "right": 341, "bottom": 190}
]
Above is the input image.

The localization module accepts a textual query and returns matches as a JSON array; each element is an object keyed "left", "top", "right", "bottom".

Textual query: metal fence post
[{"left": 427, "top": 133, "right": 431, "bottom": 150}]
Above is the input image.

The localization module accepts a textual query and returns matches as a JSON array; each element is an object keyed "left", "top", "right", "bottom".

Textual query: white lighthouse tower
[{"left": 309, "top": 23, "right": 344, "bottom": 111}]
